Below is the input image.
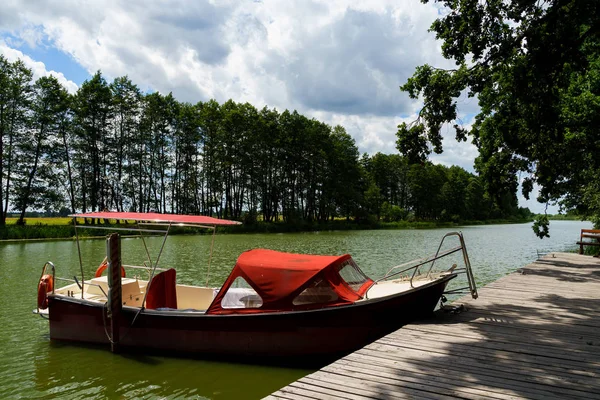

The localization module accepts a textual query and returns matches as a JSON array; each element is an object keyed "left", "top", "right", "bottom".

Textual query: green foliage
[
  {"left": 0, "top": 222, "right": 74, "bottom": 240},
  {"left": 0, "top": 57, "right": 34, "bottom": 226},
  {"left": 396, "top": 122, "right": 430, "bottom": 163},
  {"left": 381, "top": 202, "right": 408, "bottom": 222},
  {"left": 14, "top": 76, "right": 68, "bottom": 224},
  {"left": 532, "top": 214, "right": 550, "bottom": 239},
  {"left": 400, "top": 0, "right": 600, "bottom": 234},
  {"left": 579, "top": 169, "right": 600, "bottom": 228},
  {"left": 361, "top": 152, "right": 521, "bottom": 223},
  {"left": 242, "top": 209, "right": 259, "bottom": 225}
]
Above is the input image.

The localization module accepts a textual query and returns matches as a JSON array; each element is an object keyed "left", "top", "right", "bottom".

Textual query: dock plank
[
  {"left": 344, "top": 353, "right": 600, "bottom": 399},
  {"left": 401, "top": 322, "right": 600, "bottom": 354},
  {"left": 382, "top": 329, "right": 600, "bottom": 365},
  {"left": 302, "top": 375, "right": 449, "bottom": 400},
  {"left": 268, "top": 253, "right": 600, "bottom": 399},
  {"left": 336, "top": 358, "right": 570, "bottom": 400}
]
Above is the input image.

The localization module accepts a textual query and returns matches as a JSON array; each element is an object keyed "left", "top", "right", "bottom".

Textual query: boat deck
[{"left": 267, "top": 252, "right": 600, "bottom": 400}]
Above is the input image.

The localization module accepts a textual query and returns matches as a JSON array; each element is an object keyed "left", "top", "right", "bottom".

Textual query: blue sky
[
  {"left": 25, "top": 42, "right": 90, "bottom": 84},
  {"left": 0, "top": 0, "right": 555, "bottom": 213},
  {"left": 2, "top": 30, "right": 90, "bottom": 83}
]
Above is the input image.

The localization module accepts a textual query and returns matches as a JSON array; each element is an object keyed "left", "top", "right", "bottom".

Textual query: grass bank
[{"left": 0, "top": 216, "right": 535, "bottom": 242}]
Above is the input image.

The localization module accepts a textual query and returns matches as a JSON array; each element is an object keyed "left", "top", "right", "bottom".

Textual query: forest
[{"left": 0, "top": 55, "right": 529, "bottom": 229}]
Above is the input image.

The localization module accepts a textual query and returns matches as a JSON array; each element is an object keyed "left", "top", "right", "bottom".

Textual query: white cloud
[
  {"left": 0, "top": 0, "right": 482, "bottom": 166},
  {"left": 0, "top": 1, "right": 449, "bottom": 117},
  {"left": 0, "top": 2, "right": 483, "bottom": 170},
  {"left": 0, "top": 39, "right": 78, "bottom": 93}
]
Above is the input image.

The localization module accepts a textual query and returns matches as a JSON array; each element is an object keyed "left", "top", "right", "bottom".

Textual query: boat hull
[{"left": 48, "top": 275, "right": 454, "bottom": 359}]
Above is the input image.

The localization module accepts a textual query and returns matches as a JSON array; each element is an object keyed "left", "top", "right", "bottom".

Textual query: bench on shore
[{"left": 577, "top": 229, "right": 600, "bottom": 254}]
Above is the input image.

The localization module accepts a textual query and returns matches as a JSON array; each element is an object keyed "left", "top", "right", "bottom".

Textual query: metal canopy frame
[{"left": 72, "top": 217, "right": 218, "bottom": 298}]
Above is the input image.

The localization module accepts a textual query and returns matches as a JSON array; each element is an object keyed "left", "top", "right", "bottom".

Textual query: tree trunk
[
  {"left": 0, "top": 104, "right": 4, "bottom": 225},
  {"left": 17, "top": 125, "right": 44, "bottom": 225},
  {"left": 61, "top": 124, "right": 76, "bottom": 213},
  {"left": 3, "top": 109, "right": 17, "bottom": 223}
]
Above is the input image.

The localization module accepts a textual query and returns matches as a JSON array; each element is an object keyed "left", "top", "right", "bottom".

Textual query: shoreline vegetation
[
  {"left": 0, "top": 215, "right": 581, "bottom": 242},
  {"left": 0, "top": 58, "right": 542, "bottom": 235}
]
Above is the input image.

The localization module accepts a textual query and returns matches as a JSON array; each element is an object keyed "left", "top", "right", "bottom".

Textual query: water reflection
[{"left": 34, "top": 340, "right": 310, "bottom": 399}]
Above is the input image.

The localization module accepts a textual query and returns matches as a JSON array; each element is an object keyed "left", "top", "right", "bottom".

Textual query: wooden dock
[{"left": 267, "top": 252, "right": 600, "bottom": 400}]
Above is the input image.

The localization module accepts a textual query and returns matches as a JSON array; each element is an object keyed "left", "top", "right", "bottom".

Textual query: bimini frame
[{"left": 67, "top": 212, "right": 241, "bottom": 299}]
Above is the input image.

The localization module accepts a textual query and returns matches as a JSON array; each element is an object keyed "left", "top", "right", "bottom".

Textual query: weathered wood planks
[{"left": 268, "top": 252, "right": 600, "bottom": 400}]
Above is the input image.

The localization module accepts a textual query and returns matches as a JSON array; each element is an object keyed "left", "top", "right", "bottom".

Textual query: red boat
[{"left": 36, "top": 212, "right": 477, "bottom": 360}]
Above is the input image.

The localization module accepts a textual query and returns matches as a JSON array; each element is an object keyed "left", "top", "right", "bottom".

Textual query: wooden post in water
[{"left": 107, "top": 233, "right": 122, "bottom": 353}]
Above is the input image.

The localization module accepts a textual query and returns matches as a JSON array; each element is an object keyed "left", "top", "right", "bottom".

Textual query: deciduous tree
[{"left": 399, "top": 0, "right": 600, "bottom": 233}]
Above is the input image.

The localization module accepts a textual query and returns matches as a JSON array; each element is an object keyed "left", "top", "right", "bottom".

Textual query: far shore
[
  {"left": 0, "top": 215, "right": 580, "bottom": 243},
  {"left": 1, "top": 216, "right": 580, "bottom": 242}
]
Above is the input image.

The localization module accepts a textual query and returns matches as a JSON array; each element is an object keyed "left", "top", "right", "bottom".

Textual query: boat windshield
[
  {"left": 221, "top": 277, "right": 263, "bottom": 309},
  {"left": 292, "top": 277, "right": 339, "bottom": 306},
  {"left": 337, "top": 259, "right": 370, "bottom": 292}
]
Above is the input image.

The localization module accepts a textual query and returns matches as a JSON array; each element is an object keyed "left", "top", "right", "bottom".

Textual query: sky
[{"left": 0, "top": 0, "right": 554, "bottom": 213}]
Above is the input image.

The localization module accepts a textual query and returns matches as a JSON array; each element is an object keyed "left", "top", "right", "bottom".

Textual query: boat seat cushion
[
  {"left": 146, "top": 268, "right": 177, "bottom": 309},
  {"left": 176, "top": 285, "right": 216, "bottom": 310}
]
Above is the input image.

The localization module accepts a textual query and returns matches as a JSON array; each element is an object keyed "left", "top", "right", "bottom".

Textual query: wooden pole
[{"left": 107, "top": 233, "right": 122, "bottom": 353}]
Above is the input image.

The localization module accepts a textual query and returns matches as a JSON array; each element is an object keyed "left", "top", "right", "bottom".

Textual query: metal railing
[
  {"left": 35, "top": 261, "right": 55, "bottom": 317},
  {"left": 375, "top": 232, "right": 478, "bottom": 299},
  {"left": 122, "top": 264, "right": 166, "bottom": 280},
  {"left": 39, "top": 261, "right": 56, "bottom": 293},
  {"left": 37, "top": 261, "right": 153, "bottom": 309}
]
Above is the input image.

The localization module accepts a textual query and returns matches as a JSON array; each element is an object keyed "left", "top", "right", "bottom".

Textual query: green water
[{"left": 0, "top": 221, "right": 592, "bottom": 399}]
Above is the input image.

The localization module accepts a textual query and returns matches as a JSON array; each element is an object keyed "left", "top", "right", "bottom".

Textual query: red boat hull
[{"left": 48, "top": 275, "right": 454, "bottom": 359}]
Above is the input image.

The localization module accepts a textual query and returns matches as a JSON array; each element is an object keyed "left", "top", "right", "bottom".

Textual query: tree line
[{"left": 0, "top": 55, "right": 529, "bottom": 227}]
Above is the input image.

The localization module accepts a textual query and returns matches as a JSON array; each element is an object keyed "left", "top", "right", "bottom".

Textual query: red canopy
[
  {"left": 206, "top": 249, "right": 373, "bottom": 314},
  {"left": 70, "top": 211, "right": 241, "bottom": 226}
]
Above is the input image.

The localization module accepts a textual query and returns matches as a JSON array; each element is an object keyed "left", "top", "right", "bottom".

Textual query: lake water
[{"left": 0, "top": 221, "right": 592, "bottom": 399}]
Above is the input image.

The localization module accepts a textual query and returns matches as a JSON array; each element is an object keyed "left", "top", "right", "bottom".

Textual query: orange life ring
[
  {"left": 37, "top": 274, "right": 54, "bottom": 310},
  {"left": 94, "top": 260, "right": 126, "bottom": 278}
]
